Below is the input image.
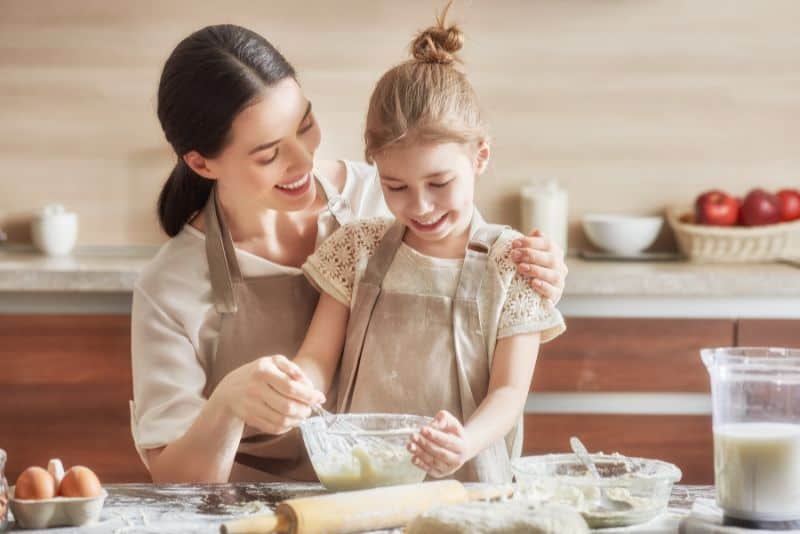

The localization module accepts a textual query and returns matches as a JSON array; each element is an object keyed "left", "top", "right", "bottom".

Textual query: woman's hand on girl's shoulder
[
  {"left": 509, "top": 230, "right": 568, "bottom": 303},
  {"left": 212, "top": 355, "right": 324, "bottom": 435}
]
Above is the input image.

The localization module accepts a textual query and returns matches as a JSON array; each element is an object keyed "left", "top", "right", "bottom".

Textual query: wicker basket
[{"left": 666, "top": 205, "right": 800, "bottom": 263}]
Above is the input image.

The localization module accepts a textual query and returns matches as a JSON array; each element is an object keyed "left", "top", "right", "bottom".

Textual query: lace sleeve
[
  {"left": 492, "top": 234, "right": 566, "bottom": 343},
  {"left": 303, "top": 218, "right": 393, "bottom": 306}
]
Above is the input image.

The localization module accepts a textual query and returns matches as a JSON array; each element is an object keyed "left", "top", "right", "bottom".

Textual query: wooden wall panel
[
  {"left": 532, "top": 318, "right": 733, "bottom": 392},
  {"left": 1, "top": 1, "right": 800, "bottom": 251},
  {"left": 737, "top": 319, "right": 800, "bottom": 348},
  {"left": 0, "top": 315, "right": 149, "bottom": 482},
  {"left": 523, "top": 414, "right": 714, "bottom": 485}
]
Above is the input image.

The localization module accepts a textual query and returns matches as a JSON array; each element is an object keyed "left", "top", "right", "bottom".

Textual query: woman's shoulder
[
  {"left": 318, "top": 159, "right": 388, "bottom": 219},
  {"left": 135, "top": 226, "right": 210, "bottom": 307}
]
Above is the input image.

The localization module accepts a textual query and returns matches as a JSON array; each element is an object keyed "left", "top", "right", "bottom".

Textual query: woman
[{"left": 130, "top": 24, "right": 568, "bottom": 483}]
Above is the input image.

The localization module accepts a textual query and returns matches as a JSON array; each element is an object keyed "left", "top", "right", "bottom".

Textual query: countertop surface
[
  {"left": 5, "top": 482, "right": 715, "bottom": 533},
  {"left": 1, "top": 244, "right": 798, "bottom": 297}
]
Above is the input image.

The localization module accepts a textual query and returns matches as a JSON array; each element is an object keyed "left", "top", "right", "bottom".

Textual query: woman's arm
[
  {"left": 409, "top": 332, "right": 540, "bottom": 476},
  {"left": 146, "top": 354, "right": 324, "bottom": 483}
]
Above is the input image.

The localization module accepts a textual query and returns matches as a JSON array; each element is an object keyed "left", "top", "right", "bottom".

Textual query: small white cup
[{"left": 31, "top": 204, "right": 79, "bottom": 256}]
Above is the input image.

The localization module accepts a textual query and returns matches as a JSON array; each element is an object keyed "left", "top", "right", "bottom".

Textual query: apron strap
[
  {"left": 205, "top": 187, "right": 242, "bottom": 314},
  {"left": 361, "top": 221, "right": 406, "bottom": 286},
  {"left": 453, "top": 211, "right": 511, "bottom": 483},
  {"left": 455, "top": 210, "right": 508, "bottom": 303},
  {"left": 336, "top": 220, "right": 405, "bottom": 412},
  {"left": 314, "top": 168, "right": 353, "bottom": 226}
]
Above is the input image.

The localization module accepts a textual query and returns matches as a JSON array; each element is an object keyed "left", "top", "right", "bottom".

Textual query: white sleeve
[{"left": 130, "top": 283, "right": 208, "bottom": 470}]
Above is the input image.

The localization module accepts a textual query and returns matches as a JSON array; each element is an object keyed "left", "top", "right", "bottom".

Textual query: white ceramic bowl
[{"left": 582, "top": 214, "right": 663, "bottom": 255}]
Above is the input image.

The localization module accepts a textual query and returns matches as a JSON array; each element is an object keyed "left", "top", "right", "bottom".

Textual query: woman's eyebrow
[{"left": 247, "top": 101, "right": 313, "bottom": 155}]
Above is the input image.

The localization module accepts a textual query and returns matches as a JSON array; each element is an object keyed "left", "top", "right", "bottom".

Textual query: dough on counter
[{"left": 405, "top": 501, "right": 589, "bottom": 534}]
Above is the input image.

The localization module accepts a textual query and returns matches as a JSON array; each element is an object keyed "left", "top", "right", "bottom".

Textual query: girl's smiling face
[{"left": 374, "top": 140, "right": 489, "bottom": 254}]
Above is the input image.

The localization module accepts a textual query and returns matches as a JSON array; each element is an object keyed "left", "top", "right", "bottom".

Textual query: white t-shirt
[{"left": 130, "top": 161, "right": 388, "bottom": 467}]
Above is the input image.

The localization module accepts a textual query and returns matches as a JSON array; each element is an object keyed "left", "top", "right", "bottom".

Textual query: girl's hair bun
[{"left": 410, "top": 2, "right": 463, "bottom": 65}]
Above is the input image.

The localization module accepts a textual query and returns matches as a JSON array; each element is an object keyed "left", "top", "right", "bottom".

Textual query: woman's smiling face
[{"left": 187, "top": 77, "right": 322, "bottom": 212}]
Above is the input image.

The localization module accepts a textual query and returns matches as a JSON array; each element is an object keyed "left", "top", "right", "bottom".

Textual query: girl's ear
[
  {"left": 475, "top": 140, "right": 490, "bottom": 175},
  {"left": 183, "top": 151, "right": 218, "bottom": 180}
]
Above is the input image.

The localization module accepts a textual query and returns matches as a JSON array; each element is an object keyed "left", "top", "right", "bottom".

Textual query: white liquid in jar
[{"left": 715, "top": 422, "right": 800, "bottom": 520}]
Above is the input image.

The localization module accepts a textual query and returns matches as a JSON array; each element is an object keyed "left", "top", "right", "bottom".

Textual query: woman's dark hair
[{"left": 156, "top": 24, "right": 296, "bottom": 236}]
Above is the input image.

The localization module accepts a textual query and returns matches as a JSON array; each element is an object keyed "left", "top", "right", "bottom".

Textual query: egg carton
[{"left": 667, "top": 205, "right": 800, "bottom": 263}]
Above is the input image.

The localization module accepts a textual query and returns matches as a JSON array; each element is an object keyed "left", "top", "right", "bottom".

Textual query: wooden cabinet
[
  {"left": 0, "top": 315, "right": 149, "bottom": 482},
  {"left": 0, "top": 313, "right": 796, "bottom": 485},
  {"left": 527, "top": 317, "right": 735, "bottom": 485},
  {"left": 737, "top": 319, "right": 800, "bottom": 347}
]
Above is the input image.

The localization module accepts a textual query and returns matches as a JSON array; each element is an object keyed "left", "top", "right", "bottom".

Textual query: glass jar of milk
[
  {"left": 520, "top": 180, "right": 568, "bottom": 255},
  {"left": 702, "top": 347, "right": 800, "bottom": 522}
]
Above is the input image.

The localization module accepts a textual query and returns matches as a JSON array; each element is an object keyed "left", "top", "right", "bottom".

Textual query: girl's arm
[
  {"left": 409, "top": 332, "right": 540, "bottom": 477},
  {"left": 293, "top": 292, "right": 351, "bottom": 397}
]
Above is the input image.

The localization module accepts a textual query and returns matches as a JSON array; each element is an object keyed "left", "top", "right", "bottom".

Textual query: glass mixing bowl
[
  {"left": 300, "top": 413, "right": 432, "bottom": 491},
  {"left": 512, "top": 453, "right": 681, "bottom": 528}
]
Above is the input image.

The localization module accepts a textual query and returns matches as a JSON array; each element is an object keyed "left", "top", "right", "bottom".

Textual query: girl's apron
[{"left": 335, "top": 212, "right": 520, "bottom": 483}]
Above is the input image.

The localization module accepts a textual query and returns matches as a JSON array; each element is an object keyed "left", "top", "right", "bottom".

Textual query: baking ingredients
[
  {"left": 312, "top": 444, "right": 424, "bottom": 491},
  {"left": 14, "top": 467, "right": 57, "bottom": 500},
  {"left": 714, "top": 422, "right": 800, "bottom": 520},
  {"left": 58, "top": 466, "right": 102, "bottom": 498},
  {"left": 517, "top": 477, "right": 659, "bottom": 528},
  {"left": 406, "top": 501, "right": 588, "bottom": 534}
]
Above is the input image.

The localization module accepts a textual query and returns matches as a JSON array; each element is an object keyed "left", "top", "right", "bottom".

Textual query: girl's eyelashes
[{"left": 385, "top": 179, "right": 451, "bottom": 192}]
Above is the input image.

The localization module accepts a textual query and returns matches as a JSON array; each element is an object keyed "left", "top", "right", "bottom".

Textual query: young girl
[{"left": 289, "top": 7, "right": 566, "bottom": 482}]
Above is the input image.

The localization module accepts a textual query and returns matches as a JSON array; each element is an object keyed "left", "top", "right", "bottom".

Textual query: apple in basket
[
  {"left": 739, "top": 188, "right": 782, "bottom": 227},
  {"left": 694, "top": 190, "right": 739, "bottom": 226},
  {"left": 777, "top": 189, "right": 800, "bottom": 222}
]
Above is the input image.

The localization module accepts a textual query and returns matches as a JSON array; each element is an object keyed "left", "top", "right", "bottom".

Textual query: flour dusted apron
[
  {"left": 336, "top": 211, "right": 520, "bottom": 483},
  {"left": 202, "top": 175, "right": 351, "bottom": 482}
]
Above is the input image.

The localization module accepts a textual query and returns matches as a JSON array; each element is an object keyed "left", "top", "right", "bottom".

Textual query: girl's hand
[
  {"left": 510, "top": 229, "right": 568, "bottom": 303},
  {"left": 407, "top": 410, "right": 470, "bottom": 478},
  {"left": 213, "top": 354, "right": 325, "bottom": 435}
]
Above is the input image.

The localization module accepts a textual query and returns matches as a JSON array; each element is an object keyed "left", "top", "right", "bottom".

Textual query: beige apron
[
  {"left": 202, "top": 175, "right": 351, "bottom": 482},
  {"left": 336, "top": 211, "right": 520, "bottom": 483}
]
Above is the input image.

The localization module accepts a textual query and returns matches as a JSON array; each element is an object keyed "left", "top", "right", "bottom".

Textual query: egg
[
  {"left": 57, "top": 466, "right": 102, "bottom": 498},
  {"left": 14, "top": 466, "right": 57, "bottom": 500}
]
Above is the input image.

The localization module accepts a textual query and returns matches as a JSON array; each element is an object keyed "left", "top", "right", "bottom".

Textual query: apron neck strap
[
  {"left": 361, "top": 221, "right": 406, "bottom": 286},
  {"left": 314, "top": 169, "right": 353, "bottom": 226},
  {"left": 457, "top": 209, "right": 507, "bottom": 301},
  {"left": 205, "top": 186, "right": 241, "bottom": 313}
]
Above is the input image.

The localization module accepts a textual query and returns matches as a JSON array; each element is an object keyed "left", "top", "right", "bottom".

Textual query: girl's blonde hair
[{"left": 364, "top": 2, "right": 487, "bottom": 163}]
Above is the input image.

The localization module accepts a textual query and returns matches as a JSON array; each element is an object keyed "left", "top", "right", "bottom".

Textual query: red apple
[
  {"left": 777, "top": 189, "right": 800, "bottom": 222},
  {"left": 694, "top": 190, "right": 739, "bottom": 226},
  {"left": 740, "top": 189, "right": 782, "bottom": 226}
]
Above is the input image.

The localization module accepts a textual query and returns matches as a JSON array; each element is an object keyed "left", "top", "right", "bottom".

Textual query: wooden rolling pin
[{"left": 221, "top": 480, "right": 511, "bottom": 534}]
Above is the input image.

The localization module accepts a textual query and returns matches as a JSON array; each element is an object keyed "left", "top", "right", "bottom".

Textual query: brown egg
[
  {"left": 14, "top": 466, "right": 57, "bottom": 500},
  {"left": 57, "top": 466, "right": 102, "bottom": 498}
]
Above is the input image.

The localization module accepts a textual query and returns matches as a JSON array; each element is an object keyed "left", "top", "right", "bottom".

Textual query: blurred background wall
[{"left": 1, "top": 0, "right": 798, "bottom": 250}]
